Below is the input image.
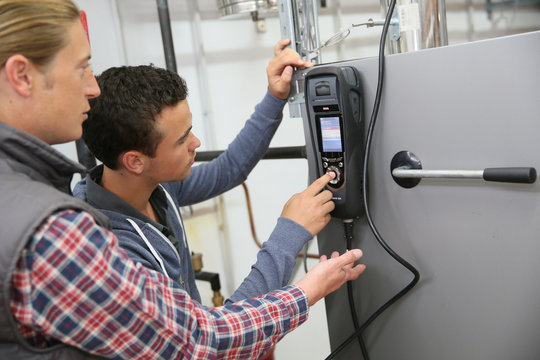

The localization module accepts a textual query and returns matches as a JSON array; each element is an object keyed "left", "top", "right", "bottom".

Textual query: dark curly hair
[{"left": 83, "top": 65, "right": 188, "bottom": 169}]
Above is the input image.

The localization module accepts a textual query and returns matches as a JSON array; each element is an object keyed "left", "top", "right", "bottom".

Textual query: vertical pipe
[
  {"left": 156, "top": 0, "right": 177, "bottom": 72},
  {"left": 75, "top": 139, "right": 97, "bottom": 169},
  {"left": 186, "top": 0, "right": 217, "bottom": 149},
  {"left": 311, "top": 0, "right": 322, "bottom": 61},
  {"left": 333, "top": 0, "right": 345, "bottom": 60},
  {"left": 112, "top": 0, "right": 128, "bottom": 65},
  {"left": 380, "top": 0, "right": 448, "bottom": 54},
  {"left": 76, "top": 10, "right": 96, "bottom": 170},
  {"left": 185, "top": 0, "right": 235, "bottom": 296}
]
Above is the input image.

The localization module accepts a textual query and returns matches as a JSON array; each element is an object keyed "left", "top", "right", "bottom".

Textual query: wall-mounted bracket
[
  {"left": 390, "top": 150, "right": 422, "bottom": 188},
  {"left": 389, "top": 9, "right": 401, "bottom": 41}
]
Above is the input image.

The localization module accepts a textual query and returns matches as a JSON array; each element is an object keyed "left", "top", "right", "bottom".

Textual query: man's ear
[
  {"left": 121, "top": 151, "right": 146, "bottom": 175},
  {"left": 4, "top": 55, "right": 34, "bottom": 97}
]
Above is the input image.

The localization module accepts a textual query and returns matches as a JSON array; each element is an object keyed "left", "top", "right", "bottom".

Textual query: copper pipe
[{"left": 241, "top": 182, "right": 319, "bottom": 259}]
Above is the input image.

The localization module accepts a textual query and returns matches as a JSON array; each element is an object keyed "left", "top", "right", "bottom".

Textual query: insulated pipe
[
  {"left": 156, "top": 0, "right": 177, "bottom": 72},
  {"left": 194, "top": 146, "right": 307, "bottom": 162},
  {"left": 75, "top": 140, "right": 96, "bottom": 169}
]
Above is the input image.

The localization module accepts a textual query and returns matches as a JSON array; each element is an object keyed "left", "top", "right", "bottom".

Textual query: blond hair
[{"left": 0, "top": 0, "right": 80, "bottom": 69}]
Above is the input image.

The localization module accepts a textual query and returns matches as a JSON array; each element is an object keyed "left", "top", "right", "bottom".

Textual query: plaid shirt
[{"left": 10, "top": 209, "right": 309, "bottom": 359}]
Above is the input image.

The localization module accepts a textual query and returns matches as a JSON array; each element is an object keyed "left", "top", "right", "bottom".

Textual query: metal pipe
[
  {"left": 392, "top": 167, "right": 536, "bottom": 184},
  {"left": 195, "top": 146, "right": 307, "bottom": 162},
  {"left": 187, "top": 0, "right": 217, "bottom": 149},
  {"left": 392, "top": 168, "right": 483, "bottom": 179},
  {"left": 75, "top": 139, "right": 96, "bottom": 169},
  {"left": 380, "top": 0, "right": 448, "bottom": 54},
  {"left": 194, "top": 271, "right": 222, "bottom": 292},
  {"left": 261, "top": 145, "right": 307, "bottom": 159},
  {"left": 486, "top": 0, "right": 540, "bottom": 18},
  {"left": 156, "top": 0, "right": 177, "bottom": 72},
  {"left": 194, "top": 271, "right": 224, "bottom": 306}
]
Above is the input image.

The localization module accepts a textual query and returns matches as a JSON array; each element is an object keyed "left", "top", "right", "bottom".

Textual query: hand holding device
[{"left": 280, "top": 172, "right": 336, "bottom": 236}]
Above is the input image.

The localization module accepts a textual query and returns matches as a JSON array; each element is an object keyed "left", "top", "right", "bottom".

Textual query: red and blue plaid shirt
[{"left": 10, "top": 209, "right": 309, "bottom": 359}]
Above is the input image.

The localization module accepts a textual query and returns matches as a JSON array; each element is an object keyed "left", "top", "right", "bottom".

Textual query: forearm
[
  {"left": 175, "top": 90, "right": 287, "bottom": 205},
  {"left": 104, "top": 272, "right": 309, "bottom": 359},
  {"left": 208, "top": 286, "right": 308, "bottom": 357},
  {"left": 227, "top": 217, "right": 312, "bottom": 303},
  {"left": 219, "top": 89, "right": 287, "bottom": 180},
  {"left": 11, "top": 210, "right": 309, "bottom": 359}
]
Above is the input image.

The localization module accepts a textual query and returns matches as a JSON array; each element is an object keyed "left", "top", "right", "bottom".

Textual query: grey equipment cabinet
[{"left": 301, "top": 31, "right": 540, "bottom": 360}]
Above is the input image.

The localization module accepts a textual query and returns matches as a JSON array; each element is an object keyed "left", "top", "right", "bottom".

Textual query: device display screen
[{"left": 320, "top": 116, "right": 343, "bottom": 152}]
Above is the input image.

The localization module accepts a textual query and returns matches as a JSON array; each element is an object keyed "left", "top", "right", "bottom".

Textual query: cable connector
[{"left": 343, "top": 218, "right": 354, "bottom": 246}]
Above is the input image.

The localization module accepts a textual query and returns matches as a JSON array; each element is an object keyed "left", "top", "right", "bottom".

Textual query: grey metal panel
[{"left": 304, "top": 31, "right": 540, "bottom": 360}]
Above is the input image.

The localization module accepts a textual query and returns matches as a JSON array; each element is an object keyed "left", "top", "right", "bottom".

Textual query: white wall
[{"left": 69, "top": 1, "right": 540, "bottom": 358}]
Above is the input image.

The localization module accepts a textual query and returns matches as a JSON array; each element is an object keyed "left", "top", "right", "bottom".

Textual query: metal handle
[
  {"left": 391, "top": 151, "right": 537, "bottom": 188},
  {"left": 392, "top": 167, "right": 536, "bottom": 183}
]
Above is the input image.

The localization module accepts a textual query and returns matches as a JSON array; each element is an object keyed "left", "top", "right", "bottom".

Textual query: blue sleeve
[
  {"left": 168, "top": 90, "right": 287, "bottom": 205},
  {"left": 226, "top": 217, "right": 313, "bottom": 304},
  {"left": 72, "top": 177, "right": 87, "bottom": 201}
]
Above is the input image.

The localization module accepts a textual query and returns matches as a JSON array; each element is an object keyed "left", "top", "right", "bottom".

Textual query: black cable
[
  {"left": 344, "top": 220, "right": 370, "bottom": 360},
  {"left": 303, "top": 242, "right": 309, "bottom": 273},
  {"left": 325, "top": 0, "right": 420, "bottom": 358}
]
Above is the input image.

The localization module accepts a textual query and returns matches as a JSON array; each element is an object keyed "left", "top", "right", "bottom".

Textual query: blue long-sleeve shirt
[{"left": 73, "top": 90, "right": 313, "bottom": 303}]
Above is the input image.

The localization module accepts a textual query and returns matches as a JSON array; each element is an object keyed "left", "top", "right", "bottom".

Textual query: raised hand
[{"left": 266, "top": 39, "right": 314, "bottom": 99}]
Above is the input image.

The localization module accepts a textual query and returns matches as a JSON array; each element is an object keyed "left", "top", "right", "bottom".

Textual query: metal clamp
[{"left": 391, "top": 151, "right": 537, "bottom": 188}]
